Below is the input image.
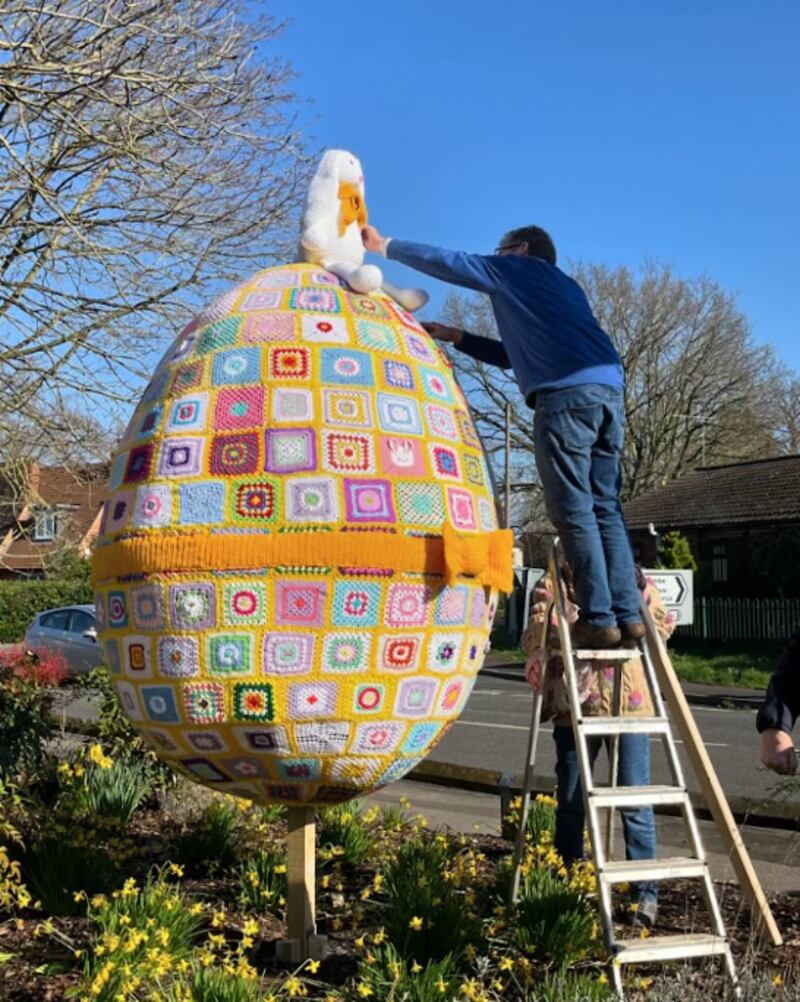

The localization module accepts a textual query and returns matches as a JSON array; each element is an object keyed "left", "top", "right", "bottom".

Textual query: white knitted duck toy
[{"left": 299, "top": 149, "right": 428, "bottom": 313}]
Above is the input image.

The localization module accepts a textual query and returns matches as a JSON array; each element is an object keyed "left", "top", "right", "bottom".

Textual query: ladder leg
[{"left": 605, "top": 661, "right": 623, "bottom": 859}]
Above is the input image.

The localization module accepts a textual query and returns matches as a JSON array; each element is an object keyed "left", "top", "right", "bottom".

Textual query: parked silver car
[{"left": 24, "top": 604, "right": 103, "bottom": 675}]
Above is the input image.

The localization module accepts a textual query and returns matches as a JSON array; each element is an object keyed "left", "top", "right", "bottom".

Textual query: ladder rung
[
  {"left": 614, "top": 933, "right": 729, "bottom": 964},
  {"left": 578, "top": 716, "right": 670, "bottom": 736},
  {"left": 589, "top": 785, "right": 687, "bottom": 808},
  {"left": 601, "top": 857, "right": 708, "bottom": 883},
  {"left": 570, "top": 648, "right": 637, "bottom": 660}
]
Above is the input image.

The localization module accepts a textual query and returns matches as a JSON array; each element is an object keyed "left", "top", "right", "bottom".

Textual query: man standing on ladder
[{"left": 363, "top": 222, "right": 643, "bottom": 649}]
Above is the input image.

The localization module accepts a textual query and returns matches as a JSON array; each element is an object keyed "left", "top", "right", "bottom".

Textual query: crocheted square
[
  {"left": 264, "top": 428, "right": 316, "bottom": 473},
  {"left": 314, "top": 786, "right": 358, "bottom": 803},
  {"left": 131, "top": 584, "right": 165, "bottom": 631},
  {"left": 166, "top": 392, "right": 208, "bottom": 433},
  {"left": 277, "top": 759, "right": 321, "bottom": 782},
  {"left": 171, "top": 360, "right": 204, "bottom": 394},
  {"left": 447, "top": 487, "right": 478, "bottom": 531},
  {"left": 378, "top": 437, "right": 426, "bottom": 477},
  {"left": 287, "top": 681, "right": 337, "bottom": 719},
  {"left": 396, "top": 482, "right": 444, "bottom": 526},
  {"left": 210, "top": 432, "right": 259, "bottom": 476},
  {"left": 141, "top": 369, "right": 170, "bottom": 404},
  {"left": 424, "top": 404, "right": 458, "bottom": 442},
  {"left": 196, "top": 317, "right": 240, "bottom": 355},
  {"left": 463, "top": 453, "right": 485, "bottom": 487},
  {"left": 435, "top": 585, "right": 470, "bottom": 626},
  {"left": 429, "top": 445, "right": 461, "bottom": 481},
  {"left": 107, "top": 453, "right": 128, "bottom": 492},
  {"left": 210, "top": 347, "right": 260, "bottom": 387},
  {"left": 123, "top": 635, "right": 153, "bottom": 676},
  {"left": 157, "top": 437, "right": 203, "bottom": 478},
  {"left": 269, "top": 346, "right": 311, "bottom": 380},
  {"left": 233, "top": 725, "right": 290, "bottom": 753},
  {"left": 184, "top": 685, "right": 225, "bottom": 725},
  {"left": 331, "top": 581, "right": 382, "bottom": 628},
  {"left": 387, "top": 299, "right": 424, "bottom": 330},
  {"left": 268, "top": 785, "right": 302, "bottom": 802},
  {"left": 322, "top": 389, "right": 372, "bottom": 428},
  {"left": 178, "top": 481, "right": 225, "bottom": 525},
  {"left": 108, "top": 591, "right": 128, "bottom": 628},
  {"left": 479, "top": 498, "right": 497, "bottom": 532},
  {"left": 262, "top": 632, "right": 314, "bottom": 675},
  {"left": 427, "top": 634, "right": 462, "bottom": 673},
  {"left": 353, "top": 683, "right": 386, "bottom": 714},
  {"left": 124, "top": 444, "right": 155, "bottom": 484},
  {"left": 168, "top": 329, "right": 198, "bottom": 364},
  {"left": 231, "top": 479, "right": 279, "bottom": 523},
  {"left": 376, "top": 393, "right": 422, "bottom": 435},
  {"left": 169, "top": 583, "right": 216, "bottom": 630},
  {"left": 419, "top": 366, "right": 454, "bottom": 404},
  {"left": 385, "top": 584, "right": 431, "bottom": 627},
  {"left": 309, "top": 270, "right": 342, "bottom": 286},
  {"left": 328, "top": 757, "right": 382, "bottom": 785},
  {"left": 114, "top": 682, "right": 143, "bottom": 721},
  {"left": 285, "top": 476, "right": 339, "bottom": 523},
  {"left": 438, "top": 677, "right": 470, "bottom": 716},
  {"left": 207, "top": 633, "right": 254, "bottom": 677},
  {"left": 470, "top": 589, "right": 487, "bottom": 628},
  {"left": 219, "top": 757, "right": 272, "bottom": 780},
  {"left": 214, "top": 387, "right": 265, "bottom": 430},
  {"left": 242, "top": 312, "right": 296, "bottom": 342},
  {"left": 377, "top": 758, "right": 422, "bottom": 785},
  {"left": 321, "top": 348, "right": 375, "bottom": 387},
  {"left": 141, "top": 684, "right": 180, "bottom": 723},
  {"left": 401, "top": 721, "right": 442, "bottom": 755},
  {"left": 223, "top": 583, "right": 267, "bottom": 627},
  {"left": 255, "top": 268, "right": 302, "bottom": 288},
  {"left": 378, "top": 634, "right": 423, "bottom": 672},
  {"left": 184, "top": 731, "right": 228, "bottom": 753},
  {"left": 275, "top": 580, "right": 327, "bottom": 626},
  {"left": 343, "top": 478, "right": 395, "bottom": 523},
  {"left": 323, "top": 432, "right": 375, "bottom": 474},
  {"left": 394, "top": 677, "right": 438, "bottom": 718},
  {"left": 104, "top": 491, "right": 133, "bottom": 534},
  {"left": 142, "top": 728, "right": 181, "bottom": 754},
  {"left": 289, "top": 288, "right": 340, "bottom": 312},
  {"left": 132, "top": 485, "right": 173, "bottom": 529},
  {"left": 301, "top": 315, "right": 349, "bottom": 343},
  {"left": 350, "top": 721, "right": 405, "bottom": 754},
  {"left": 402, "top": 330, "right": 437, "bottom": 363},
  {"left": 233, "top": 683, "right": 274, "bottom": 722},
  {"left": 355, "top": 318, "right": 400, "bottom": 353},
  {"left": 240, "top": 290, "right": 282, "bottom": 311},
  {"left": 272, "top": 388, "right": 313, "bottom": 423},
  {"left": 132, "top": 403, "right": 163, "bottom": 441},
  {"left": 382, "top": 359, "right": 414, "bottom": 390},
  {"left": 294, "top": 722, "right": 350, "bottom": 755},
  {"left": 321, "top": 632, "right": 371, "bottom": 673},
  {"left": 181, "top": 759, "right": 229, "bottom": 783},
  {"left": 345, "top": 293, "right": 390, "bottom": 319}
]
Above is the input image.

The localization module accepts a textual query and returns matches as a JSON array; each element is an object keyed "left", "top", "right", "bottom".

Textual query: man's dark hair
[{"left": 502, "top": 225, "right": 557, "bottom": 265}]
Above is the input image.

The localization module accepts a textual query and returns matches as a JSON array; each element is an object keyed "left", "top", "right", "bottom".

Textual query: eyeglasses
[{"left": 494, "top": 241, "right": 524, "bottom": 255}]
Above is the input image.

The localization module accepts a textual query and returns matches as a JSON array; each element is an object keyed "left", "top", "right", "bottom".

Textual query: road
[{"left": 430, "top": 671, "right": 800, "bottom": 817}]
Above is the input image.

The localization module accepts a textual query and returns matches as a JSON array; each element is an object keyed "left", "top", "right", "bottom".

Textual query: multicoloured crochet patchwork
[{"left": 92, "top": 264, "right": 512, "bottom": 806}]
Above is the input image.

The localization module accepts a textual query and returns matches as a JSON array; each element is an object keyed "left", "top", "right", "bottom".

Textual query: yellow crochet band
[{"left": 92, "top": 524, "right": 514, "bottom": 593}]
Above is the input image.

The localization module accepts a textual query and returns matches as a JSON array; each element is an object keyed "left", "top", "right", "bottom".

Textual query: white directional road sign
[{"left": 643, "top": 569, "right": 694, "bottom": 625}]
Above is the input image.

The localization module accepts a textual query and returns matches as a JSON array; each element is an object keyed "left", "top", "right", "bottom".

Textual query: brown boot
[
  {"left": 619, "top": 621, "right": 645, "bottom": 647},
  {"left": 571, "top": 620, "right": 621, "bottom": 650}
]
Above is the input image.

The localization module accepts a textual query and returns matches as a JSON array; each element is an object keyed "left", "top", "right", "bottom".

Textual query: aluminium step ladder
[{"left": 508, "top": 542, "right": 739, "bottom": 999}]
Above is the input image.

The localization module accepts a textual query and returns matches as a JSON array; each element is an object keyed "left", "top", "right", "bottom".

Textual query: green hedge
[{"left": 0, "top": 576, "right": 94, "bottom": 643}]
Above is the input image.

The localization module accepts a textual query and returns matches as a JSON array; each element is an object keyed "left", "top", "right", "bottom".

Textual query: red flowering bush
[{"left": 0, "top": 645, "right": 68, "bottom": 688}]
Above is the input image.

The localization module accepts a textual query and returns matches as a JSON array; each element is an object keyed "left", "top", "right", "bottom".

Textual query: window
[
  {"left": 33, "top": 508, "right": 57, "bottom": 541},
  {"left": 40, "top": 609, "right": 70, "bottom": 631},
  {"left": 69, "top": 610, "right": 95, "bottom": 635},
  {"left": 712, "top": 542, "right": 728, "bottom": 583}
]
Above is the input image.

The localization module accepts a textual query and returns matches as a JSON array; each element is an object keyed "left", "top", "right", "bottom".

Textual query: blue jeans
[
  {"left": 534, "top": 383, "right": 641, "bottom": 628},
  {"left": 553, "top": 725, "right": 658, "bottom": 905}
]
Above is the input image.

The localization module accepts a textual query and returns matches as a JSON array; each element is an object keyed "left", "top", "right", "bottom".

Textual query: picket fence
[{"left": 676, "top": 596, "right": 800, "bottom": 642}]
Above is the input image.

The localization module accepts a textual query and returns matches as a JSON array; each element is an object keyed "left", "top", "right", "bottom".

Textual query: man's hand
[
  {"left": 421, "top": 321, "right": 464, "bottom": 346},
  {"left": 362, "top": 225, "right": 388, "bottom": 254},
  {"left": 759, "top": 728, "right": 798, "bottom": 775}
]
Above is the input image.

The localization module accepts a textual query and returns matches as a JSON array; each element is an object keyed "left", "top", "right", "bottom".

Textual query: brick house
[
  {"left": 623, "top": 454, "right": 800, "bottom": 597},
  {"left": 0, "top": 463, "right": 107, "bottom": 577}
]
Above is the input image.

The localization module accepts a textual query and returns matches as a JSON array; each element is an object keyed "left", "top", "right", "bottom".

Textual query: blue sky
[{"left": 265, "top": 0, "right": 800, "bottom": 370}]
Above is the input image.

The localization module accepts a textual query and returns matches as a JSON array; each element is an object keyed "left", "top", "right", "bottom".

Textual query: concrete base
[{"left": 275, "top": 933, "right": 328, "bottom": 963}]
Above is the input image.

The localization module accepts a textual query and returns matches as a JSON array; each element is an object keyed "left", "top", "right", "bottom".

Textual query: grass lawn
[{"left": 489, "top": 633, "right": 778, "bottom": 691}]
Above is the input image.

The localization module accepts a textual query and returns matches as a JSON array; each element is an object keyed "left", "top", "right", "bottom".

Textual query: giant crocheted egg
[{"left": 92, "top": 264, "right": 512, "bottom": 805}]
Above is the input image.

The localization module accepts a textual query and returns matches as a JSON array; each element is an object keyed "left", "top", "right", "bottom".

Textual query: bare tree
[
  {"left": 771, "top": 375, "right": 800, "bottom": 455},
  {"left": 0, "top": 0, "right": 310, "bottom": 436}
]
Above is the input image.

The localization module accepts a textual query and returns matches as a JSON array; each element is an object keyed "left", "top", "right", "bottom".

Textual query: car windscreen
[{"left": 68, "top": 610, "right": 95, "bottom": 635}]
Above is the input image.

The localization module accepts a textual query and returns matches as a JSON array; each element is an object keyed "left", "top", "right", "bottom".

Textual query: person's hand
[
  {"left": 361, "top": 225, "right": 388, "bottom": 254},
  {"left": 759, "top": 728, "right": 798, "bottom": 775},
  {"left": 421, "top": 321, "right": 464, "bottom": 346}
]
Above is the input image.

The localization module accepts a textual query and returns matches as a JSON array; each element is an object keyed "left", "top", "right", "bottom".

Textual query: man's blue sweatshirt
[{"left": 386, "top": 239, "right": 623, "bottom": 404}]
